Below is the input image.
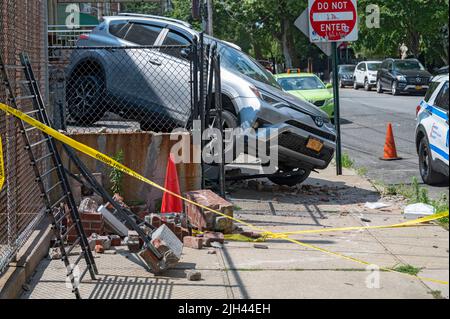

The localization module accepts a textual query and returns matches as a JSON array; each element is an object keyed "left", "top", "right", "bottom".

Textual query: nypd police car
[{"left": 415, "top": 74, "right": 449, "bottom": 185}]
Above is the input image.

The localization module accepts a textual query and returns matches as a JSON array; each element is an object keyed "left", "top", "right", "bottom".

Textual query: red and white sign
[{"left": 308, "top": 0, "right": 358, "bottom": 43}]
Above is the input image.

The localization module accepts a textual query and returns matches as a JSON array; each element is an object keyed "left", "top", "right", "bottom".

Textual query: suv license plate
[
  {"left": 416, "top": 85, "right": 422, "bottom": 90},
  {"left": 306, "top": 138, "right": 324, "bottom": 152}
]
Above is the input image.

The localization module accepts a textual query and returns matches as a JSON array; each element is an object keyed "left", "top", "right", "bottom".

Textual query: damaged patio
[{"left": 18, "top": 166, "right": 450, "bottom": 299}]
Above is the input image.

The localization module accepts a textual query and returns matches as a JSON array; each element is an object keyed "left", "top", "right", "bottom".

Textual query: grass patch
[
  {"left": 233, "top": 205, "right": 242, "bottom": 211},
  {"left": 377, "top": 177, "right": 449, "bottom": 229},
  {"left": 429, "top": 290, "right": 444, "bottom": 299},
  {"left": 356, "top": 166, "right": 368, "bottom": 177},
  {"left": 394, "top": 264, "right": 422, "bottom": 276},
  {"left": 341, "top": 153, "right": 355, "bottom": 169}
]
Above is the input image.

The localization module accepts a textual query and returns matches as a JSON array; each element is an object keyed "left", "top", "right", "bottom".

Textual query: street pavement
[
  {"left": 22, "top": 166, "right": 449, "bottom": 299},
  {"left": 339, "top": 88, "right": 449, "bottom": 199}
]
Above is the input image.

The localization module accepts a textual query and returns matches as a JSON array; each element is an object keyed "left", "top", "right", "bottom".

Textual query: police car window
[
  {"left": 124, "top": 23, "right": 163, "bottom": 45},
  {"left": 424, "top": 82, "right": 441, "bottom": 102},
  {"left": 109, "top": 21, "right": 130, "bottom": 39},
  {"left": 435, "top": 81, "right": 449, "bottom": 111}
]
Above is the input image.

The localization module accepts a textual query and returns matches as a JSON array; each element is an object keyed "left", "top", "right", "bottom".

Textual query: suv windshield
[
  {"left": 339, "top": 65, "right": 356, "bottom": 73},
  {"left": 217, "top": 42, "right": 281, "bottom": 89},
  {"left": 394, "top": 60, "right": 425, "bottom": 71},
  {"left": 367, "top": 63, "right": 381, "bottom": 71},
  {"left": 278, "top": 76, "right": 325, "bottom": 91}
]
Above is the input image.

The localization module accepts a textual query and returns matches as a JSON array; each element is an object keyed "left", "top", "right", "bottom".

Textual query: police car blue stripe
[
  {"left": 421, "top": 101, "right": 448, "bottom": 121},
  {"left": 430, "top": 143, "right": 449, "bottom": 161}
]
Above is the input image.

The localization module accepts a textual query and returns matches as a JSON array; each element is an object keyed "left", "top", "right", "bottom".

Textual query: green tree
[{"left": 357, "top": 0, "right": 449, "bottom": 66}]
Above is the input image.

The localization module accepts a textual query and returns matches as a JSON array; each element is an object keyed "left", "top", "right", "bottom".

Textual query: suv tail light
[
  {"left": 78, "top": 34, "right": 90, "bottom": 40},
  {"left": 416, "top": 104, "right": 421, "bottom": 117}
]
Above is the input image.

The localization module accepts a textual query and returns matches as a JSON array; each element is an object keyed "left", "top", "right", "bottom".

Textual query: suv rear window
[
  {"left": 424, "top": 81, "right": 441, "bottom": 102},
  {"left": 109, "top": 21, "right": 130, "bottom": 39},
  {"left": 124, "top": 23, "right": 163, "bottom": 45}
]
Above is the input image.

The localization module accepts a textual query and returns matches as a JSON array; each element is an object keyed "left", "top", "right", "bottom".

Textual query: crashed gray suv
[{"left": 67, "top": 14, "right": 336, "bottom": 186}]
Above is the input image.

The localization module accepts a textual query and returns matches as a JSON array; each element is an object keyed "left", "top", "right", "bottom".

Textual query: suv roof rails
[{"left": 117, "top": 13, "right": 192, "bottom": 28}]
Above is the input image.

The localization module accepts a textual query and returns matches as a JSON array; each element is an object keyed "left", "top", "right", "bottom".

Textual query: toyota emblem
[{"left": 315, "top": 117, "right": 324, "bottom": 127}]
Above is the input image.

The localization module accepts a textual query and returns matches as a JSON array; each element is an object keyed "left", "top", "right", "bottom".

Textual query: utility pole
[{"left": 204, "top": 0, "right": 214, "bottom": 36}]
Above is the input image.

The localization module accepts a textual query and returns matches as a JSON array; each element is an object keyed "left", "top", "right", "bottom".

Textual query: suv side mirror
[
  {"left": 326, "top": 83, "right": 333, "bottom": 89},
  {"left": 180, "top": 48, "right": 193, "bottom": 60}
]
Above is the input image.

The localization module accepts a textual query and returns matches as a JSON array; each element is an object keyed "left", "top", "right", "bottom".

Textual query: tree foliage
[{"left": 129, "top": 0, "right": 449, "bottom": 69}]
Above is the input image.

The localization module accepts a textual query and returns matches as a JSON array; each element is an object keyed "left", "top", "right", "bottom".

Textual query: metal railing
[{"left": 48, "top": 25, "right": 97, "bottom": 47}]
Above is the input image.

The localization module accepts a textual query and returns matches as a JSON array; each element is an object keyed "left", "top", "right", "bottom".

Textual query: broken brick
[
  {"left": 184, "top": 190, "right": 234, "bottom": 232},
  {"left": 203, "top": 232, "right": 225, "bottom": 246},
  {"left": 183, "top": 236, "right": 203, "bottom": 249},
  {"left": 185, "top": 270, "right": 202, "bottom": 281}
]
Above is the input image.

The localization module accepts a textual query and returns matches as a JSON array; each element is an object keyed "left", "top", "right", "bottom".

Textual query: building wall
[{"left": 0, "top": 0, "right": 48, "bottom": 274}]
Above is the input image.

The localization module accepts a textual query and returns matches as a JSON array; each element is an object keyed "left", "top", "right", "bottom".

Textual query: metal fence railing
[
  {"left": 49, "top": 45, "right": 196, "bottom": 133},
  {"left": 48, "top": 25, "right": 97, "bottom": 47}
]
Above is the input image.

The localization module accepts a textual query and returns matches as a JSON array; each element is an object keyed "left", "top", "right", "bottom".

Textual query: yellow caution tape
[
  {"left": 263, "top": 211, "right": 450, "bottom": 238},
  {"left": 0, "top": 135, "right": 4, "bottom": 190},
  {"left": 0, "top": 102, "right": 447, "bottom": 286}
]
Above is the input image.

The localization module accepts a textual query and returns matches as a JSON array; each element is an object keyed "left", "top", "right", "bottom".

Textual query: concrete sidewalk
[{"left": 22, "top": 166, "right": 449, "bottom": 299}]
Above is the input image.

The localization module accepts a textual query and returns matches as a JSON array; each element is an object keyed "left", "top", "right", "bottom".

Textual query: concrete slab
[{"left": 227, "top": 270, "right": 434, "bottom": 299}]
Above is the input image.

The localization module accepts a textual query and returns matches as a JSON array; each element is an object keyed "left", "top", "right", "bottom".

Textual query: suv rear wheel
[
  {"left": 67, "top": 74, "right": 105, "bottom": 125},
  {"left": 418, "top": 137, "right": 447, "bottom": 185}
]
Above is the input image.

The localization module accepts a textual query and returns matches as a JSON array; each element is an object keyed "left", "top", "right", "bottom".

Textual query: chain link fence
[
  {"left": 0, "top": 0, "right": 48, "bottom": 275},
  {"left": 49, "top": 44, "right": 196, "bottom": 133}
]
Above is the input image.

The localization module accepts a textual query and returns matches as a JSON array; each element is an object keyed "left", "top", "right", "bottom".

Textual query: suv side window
[
  {"left": 386, "top": 61, "right": 393, "bottom": 71},
  {"left": 124, "top": 23, "right": 163, "bottom": 45},
  {"left": 162, "top": 31, "right": 191, "bottom": 59},
  {"left": 435, "top": 81, "right": 449, "bottom": 111},
  {"left": 424, "top": 81, "right": 441, "bottom": 103},
  {"left": 361, "top": 64, "right": 366, "bottom": 71},
  {"left": 109, "top": 20, "right": 130, "bottom": 39}
]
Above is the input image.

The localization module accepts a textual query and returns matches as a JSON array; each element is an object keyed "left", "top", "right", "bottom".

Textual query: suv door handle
[{"left": 149, "top": 59, "right": 162, "bottom": 66}]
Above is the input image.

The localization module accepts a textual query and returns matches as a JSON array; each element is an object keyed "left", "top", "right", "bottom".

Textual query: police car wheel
[{"left": 418, "top": 137, "right": 447, "bottom": 185}]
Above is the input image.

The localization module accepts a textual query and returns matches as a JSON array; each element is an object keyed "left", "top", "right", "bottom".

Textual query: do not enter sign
[{"left": 308, "top": 0, "right": 358, "bottom": 42}]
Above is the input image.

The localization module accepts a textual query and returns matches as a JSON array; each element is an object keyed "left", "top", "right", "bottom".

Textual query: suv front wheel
[
  {"left": 268, "top": 166, "right": 311, "bottom": 187},
  {"left": 418, "top": 137, "right": 447, "bottom": 185},
  {"left": 376, "top": 79, "right": 383, "bottom": 93}
]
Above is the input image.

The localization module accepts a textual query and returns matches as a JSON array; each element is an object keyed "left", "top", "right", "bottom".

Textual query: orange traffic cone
[
  {"left": 161, "top": 153, "right": 183, "bottom": 215},
  {"left": 380, "top": 123, "right": 402, "bottom": 161}
]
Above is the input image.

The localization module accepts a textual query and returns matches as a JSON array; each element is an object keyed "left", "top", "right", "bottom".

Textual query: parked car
[
  {"left": 274, "top": 72, "right": 334, "bottom": 121},
  {"left": 331, "top": 64, "right": 356, "bottom": 88},
  {"left": 67, "top": 14, "right": 336, "bottom": 186},
  {"left": 415, "top": 74, "right": 449, "bottom": 185},
  {"left": 377, "top": 58, "right": 432, "bottom": 95},
  {"left": 435, "top": 65, "right": 449, "bottom": 75},
  {"left": 353, "top": 61, "right": 381, "bottom": 91}
]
